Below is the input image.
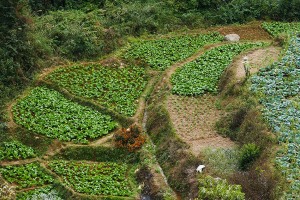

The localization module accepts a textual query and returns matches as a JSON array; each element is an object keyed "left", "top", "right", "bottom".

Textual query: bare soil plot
[{"left": 167, "top": 94, "right": 235, "bottom": 156}]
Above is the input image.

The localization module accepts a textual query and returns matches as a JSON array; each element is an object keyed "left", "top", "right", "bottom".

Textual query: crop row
[
  {"left": 13, "top": 87, "right": 117, "bottom": 144},
  {"left": 48, "top": 160, "right": 133, "bottom": 196},
  {"left": 0, "top": 141, "right": 35, "bottom": 161},
  {"left": 251, "top": 35, "right": 300, "bottom": 198},
  {"left": 171, "top": 42, "right": 265, "bottom": 95},
  {"left": 0, "top": 163, "right": 54, "bottom": 190},
  {"left": 262, "top": 22, "right": 300, "bottom": 37},
  {"left": 124, "top": 32, "right": 224, "bottom": 70},
  {"left": 46, "top": 65, "right": 147, "bottom": 116}
]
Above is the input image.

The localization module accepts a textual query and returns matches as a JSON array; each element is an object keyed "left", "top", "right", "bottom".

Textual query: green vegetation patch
[
  {"left": 17, "top": 185, "right": 63, "bottom": 200},
  {"left": 171, "top": 42, "right": 265, "bottom": 95},
  {"left": 0, "top": 163, "right": 54, "bottom": 189},
  {"left": 48, "top": 160, "right": 134, "bottom": 197},
  {"left": 262, "top": 22, "right": 300, "bottom": 37},
  {"left": 0, "top": 141, "right": 35, "bottom": 161},
  {"left": 198, "top": 175, "right": 245, "bottom": 200},
  {"left": 251, "top": 35, "right": 300, "bottom": 198},
  {"left": 13, "top": 87, "right": 117, "bottom": 144},
  {"left": 46, "top": 65, "right": 147, "bottom": 116},
  {"left": 124, "top": 32, "right": 224, "bottom": 70}
]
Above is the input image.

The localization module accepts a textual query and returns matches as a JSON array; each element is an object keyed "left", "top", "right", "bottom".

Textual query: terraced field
[{"left": 1, "top": 24, "right": 299, "bottom": 199}]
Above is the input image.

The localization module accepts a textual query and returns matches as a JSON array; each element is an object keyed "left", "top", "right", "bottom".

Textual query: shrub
[
  {"left": 114, "top": 124, "right": 146, "bottom": 152},
  {"left": 33, "top": 10, "right": 114, "bottom": 60},
  {"left": 239, "top": 143, "right": 260, "bottom": 170}
]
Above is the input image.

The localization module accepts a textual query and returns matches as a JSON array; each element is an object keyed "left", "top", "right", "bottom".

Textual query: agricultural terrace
[
  {"left": 2, "top": 21, "right": 299, "bottom": 200},
  {"left": 0, "top": 163, "right": 54, "bottom": 190},
  {"left": 13, "top": 87, "right": 117, "bottom": 144},
  {"left": 0, "top": 141, "right": 35, "bottom": 161},
  {"left": 124, "top": 32, "right": 224, "bottom": 70},
  {"left": 262, "top": 22, "right": 300, "bottom": 37},
  {"left": 251, "top": 31, "right": 300, "bottom": 198},
  {"left": 171, "top": 42, "right": 265, "bottom": 95},
  {"left": 48, "top": 160, "right": 136, "bottom": 197},
  {"left": 46, "top": 64, "right": 147, "bottom": 116}
]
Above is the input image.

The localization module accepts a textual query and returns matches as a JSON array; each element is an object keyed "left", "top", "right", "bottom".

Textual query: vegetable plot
[
  {"left": 17, "top": 185, "right": 63, "bottom": 200},
  {"left": 46, "top": 65, "right": 147, "bottom": 116},
  {"left": 13, "top": 87, "right": 117, "bottom": 144},
  {"left": 0, "top": 141, "right": 35, "bottom": 161},
  {"left": 124, "top": 32, "right": 224, "bottom": 70},
  {"left": 262, "top": 22, "right": 300, "bottom": 37},
  {"left": 48, "top": 160, "right": 133, "bottom": 197},
  {"left": 0, "top": 163, "right": 54, "bottom": 189},
  {"left": 171, "top": 42, "right": 265, "bottom": 95},
  {"left": 251, "top": 35, "right": 300, "bottom": 198}
]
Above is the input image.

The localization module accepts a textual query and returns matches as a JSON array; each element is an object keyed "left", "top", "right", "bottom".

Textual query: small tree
[{"left": 114, "top": 124, "right": 146, "bottom": 152}]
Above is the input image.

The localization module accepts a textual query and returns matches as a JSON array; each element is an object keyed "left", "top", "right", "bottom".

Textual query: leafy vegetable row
[
  {"left": 251, "top": 35, "right": 300, "bottom": 199},
  {"left": 0, "top": 141, "right": 35, "bottom": 161},
  {"left": 124, "top": 32, "right": 224, "bottom": 70},
  {"left": 46, "top": 65, "right": 147, "bottom": 116},
  {"left": 48, "top": 160, "right": 133, "bottom": 196},
  {"left": 13, "top": 87, "right": 117, "bottom": 144},
  {"left": 171, "top": 42, "right": 265, "bottom": 95},
  {"left": 0, "top": 163, "right": 54, "bottom": 189},
  {"left": 262, "top": 22, "right": 300, "bottom": 37}
]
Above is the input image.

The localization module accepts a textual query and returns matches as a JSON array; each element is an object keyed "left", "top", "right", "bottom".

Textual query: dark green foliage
[
  {"left": 57, "top": 146, "right": 140, "bottom": 164},
  {"left": 33, "top": 10, "right": 112, "bottom": 60},
  {"left": 239, "top": 143, "right": 260, "bottom": 170}
]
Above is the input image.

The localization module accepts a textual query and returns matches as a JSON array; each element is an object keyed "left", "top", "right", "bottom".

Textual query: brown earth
[
  {"left": 167, "top": 94, "right": 235, "bottom": 156},
  {"left": 215, "top": 21, "right": 272, "bottom": 41}
]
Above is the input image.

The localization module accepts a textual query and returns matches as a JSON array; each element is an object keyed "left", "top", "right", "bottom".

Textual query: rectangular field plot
[
  {"left": 46, "top": 65, "right": 147, "bottom": 116},
  {"left": 13, "top": 87, "right": 117, "bottom": 144},
  {"left": 124, "top": 32, "right": 224, "bottom": 70},
  {"left": 48, "top": 160, "right": 136, "bottom": 197}
]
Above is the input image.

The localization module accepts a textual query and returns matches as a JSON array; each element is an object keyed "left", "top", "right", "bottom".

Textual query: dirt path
[
  {"left": 235, "top": 46, "right": 281, "bottom": 80},
  {"left": 0, "top": 158, "right": 39, "bottom": 167}
]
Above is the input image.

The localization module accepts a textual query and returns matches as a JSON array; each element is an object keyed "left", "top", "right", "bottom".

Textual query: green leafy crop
[
  {"left": 198, "top": 175, "right": 245, "bottom": 200},
  {"left": 0, "top": 163, "right": 54, "bottom": 189},
  {"left": 46, "top": 65, "right": 147, "bottom": 116},
  {"left": 16, "top": 185, "right": 63, "bottom": 200},
  {"left": 262, "top": 22, "right": 300, "bottom": 37},
  {"left": 251, "top": 35, "right": 300, "bottom": 198},
  {"left": 171, "top": 42, "right": 265, "bottom": 95},
  {"left": 48, "top": 160, "right": 133, "bottom": 196},
  {"left": 124, "top": 32, "right": 224, "bottom": 70},
  {"left": 0, "top": 141, "right": 35, "bottom": 161},
  {"left": 13, "top": 87, "right": 117, "bottom": 144}
]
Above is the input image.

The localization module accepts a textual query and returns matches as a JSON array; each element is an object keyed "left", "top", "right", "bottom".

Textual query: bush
[
  {"left": 239, "top": 143, "right": 260, "bottom": 170},
  {"left": 198, "top": 175, "right": 245, "bottom": 200},
  {"left": 114, "top": 124, "right": 146, "bottom": 152},
  {"left": 33, "top": 9, "right": 116, "bottom": 60}
]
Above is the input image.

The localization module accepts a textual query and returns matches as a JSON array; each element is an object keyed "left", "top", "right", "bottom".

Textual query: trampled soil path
[{"left": 235, "top": 46, "right": 281, "bottom": 80}]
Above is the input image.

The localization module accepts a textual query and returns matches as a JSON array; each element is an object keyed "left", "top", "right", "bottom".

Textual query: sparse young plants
[
  {"left": 46, "top": 64, "right": 147, "bottom": 116},
  {"left": 13, "top": 87, "right": 117, "bottom": 143}
]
